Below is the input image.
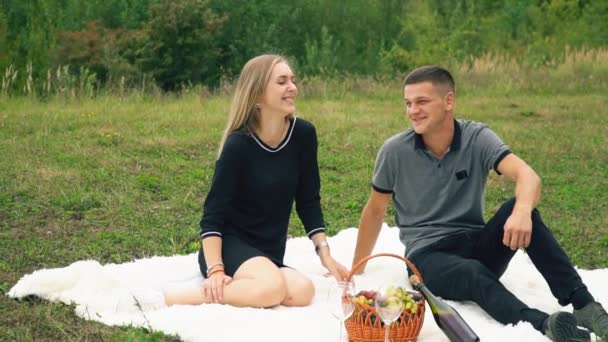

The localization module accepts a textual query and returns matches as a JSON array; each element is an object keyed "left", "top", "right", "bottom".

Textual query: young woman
[{"left": 158, "top": 54, "right": 348, "bottom": 309}]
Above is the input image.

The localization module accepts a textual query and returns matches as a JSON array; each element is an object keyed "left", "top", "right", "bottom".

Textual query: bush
[
  {"left": 133, "top": 0, "right": 226, "bottom": 90},
  {"left": 54, "top": 21, "right": 126, "bottom": 84}
]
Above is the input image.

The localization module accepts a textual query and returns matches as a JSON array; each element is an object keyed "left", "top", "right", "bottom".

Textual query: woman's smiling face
[{"left": 258, "top": 62, "right": 298, "bottom": 117}]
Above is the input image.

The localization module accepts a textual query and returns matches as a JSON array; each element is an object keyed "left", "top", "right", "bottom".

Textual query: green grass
[{"left": 1, "top": 74, "right": 607, "bottom": 340}]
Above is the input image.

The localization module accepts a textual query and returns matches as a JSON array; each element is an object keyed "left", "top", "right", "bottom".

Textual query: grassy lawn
[{"left": 1, "top": 73, "right": 607, "bottom": 340}]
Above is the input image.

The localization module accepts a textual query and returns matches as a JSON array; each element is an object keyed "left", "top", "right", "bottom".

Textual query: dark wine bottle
[{"left": 410, "top": 275, "right": 480, "bottom": 342}]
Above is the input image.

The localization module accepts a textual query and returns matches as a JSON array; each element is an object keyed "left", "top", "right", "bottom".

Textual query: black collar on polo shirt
[{"left": 414, "top": 119, "right": 462, "bottom": 152}]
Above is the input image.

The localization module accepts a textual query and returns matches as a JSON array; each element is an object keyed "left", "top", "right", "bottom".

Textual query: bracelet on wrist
[
  {"left": 206, "top": 266, "right": 224, "bottom": 277},
  {"left": 207, "top": 268, "right": 225, "bottom": 277},
  {"left": 315, "top": 241, "right": 330, "bottom": 256},
  {"left": 206, "top": 262, "right": 224, "bottom": 275}
]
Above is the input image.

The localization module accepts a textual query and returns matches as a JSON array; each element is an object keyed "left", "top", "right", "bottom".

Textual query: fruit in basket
[
  {"left": 354, "top": 295, "right": 373, "bottom": 305},
  {"left": 378, "top": 286, "right": 422, "bottom": 315},
  {"left": 353, "top": 286, "right": 422, "bottom": 314},
  {"left": 355, "top": 290, "right": 378, "bottom": 300},
  {"left": 353, "top": 290, "right": 377, "bottom": 305}
]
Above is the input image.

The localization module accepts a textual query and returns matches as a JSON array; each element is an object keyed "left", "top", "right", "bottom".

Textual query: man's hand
[
  {"left": 503, "top": 208, "right": 532, "bottom": 250},
  {"left": 497, "top": 153, "right": 540, "bottom": 251}
]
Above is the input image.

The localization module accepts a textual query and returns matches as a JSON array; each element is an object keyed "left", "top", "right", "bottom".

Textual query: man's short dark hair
[{"left": 404, "top": 66, "right": 455, "bottom": 93}]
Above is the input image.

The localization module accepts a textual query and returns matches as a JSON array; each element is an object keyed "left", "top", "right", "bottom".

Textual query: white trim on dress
[{"left": 250, "top": 117, "right": 297, "bottom": 153}]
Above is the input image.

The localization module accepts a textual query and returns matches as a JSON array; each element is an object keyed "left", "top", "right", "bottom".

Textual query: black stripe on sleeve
[
  {"left": 307, "top": 227, "right": 325, "bottom": 239},
  {"left": 200, "top": 231, "right": 222, "bottom": 240},
  {"left": 372, "top": 184, "right": 393, "bottom": 194},
  {"left": 493, "top": 150, "right": 512, "bottom": 175}
]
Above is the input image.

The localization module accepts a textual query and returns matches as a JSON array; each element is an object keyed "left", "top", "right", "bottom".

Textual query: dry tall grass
[
  {"left": 456, "top": 48, "right": 608, "bottom": 95},
  {"left": 1, "top": 48, "right": 607, "bottom": 99}
]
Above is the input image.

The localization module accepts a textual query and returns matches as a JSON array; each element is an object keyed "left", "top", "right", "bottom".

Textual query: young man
[{"left": 351, "top": 66, "right": 607, "bottom": 342}]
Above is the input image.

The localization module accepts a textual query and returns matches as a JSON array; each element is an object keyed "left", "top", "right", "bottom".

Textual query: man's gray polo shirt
[{"left": 372, "top": 120, "right": 511, "bottom": 258}]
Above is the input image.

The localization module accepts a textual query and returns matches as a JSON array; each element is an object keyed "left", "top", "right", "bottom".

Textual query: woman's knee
[
  {"left": 233, "top": 257, "right": 288, "bottom": 307},
  {"left": 282, "top": 277, "right": 315, "bottom": 307},
  {"left": 250, "top": 276, "right": 287, "bottom": 307}
]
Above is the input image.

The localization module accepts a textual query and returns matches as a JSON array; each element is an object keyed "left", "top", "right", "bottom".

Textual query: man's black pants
[{"left": 409, "top": 198, "right": 587, "bottom": 332}]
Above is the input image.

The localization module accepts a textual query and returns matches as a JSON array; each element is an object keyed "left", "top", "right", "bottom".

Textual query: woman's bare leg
[
  {"left": 164, "top": 257, "right": 288, "bottom": 308},
  {"left": 279, "top": 267, "right": 315, "bottom": 307}
]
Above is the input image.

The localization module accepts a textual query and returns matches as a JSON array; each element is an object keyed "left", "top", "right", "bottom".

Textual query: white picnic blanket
[{"left": 8, "top": 225, "right": 607, "bottom": 341}]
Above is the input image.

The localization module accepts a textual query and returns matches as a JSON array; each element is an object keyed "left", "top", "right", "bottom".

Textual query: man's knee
[
  {"left": 531, "top": 207, "right": 546, "bottom": 226},
  {"left": 500, "top": 198, "right": 546, "bottom": 224},
  {"left": 497, "top": 197, "right": 516, "bottom": 216}
]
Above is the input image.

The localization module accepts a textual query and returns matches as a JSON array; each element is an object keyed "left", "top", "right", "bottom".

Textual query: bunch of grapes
[
  {"left": 352, "top": 286, "right": 423, "bottom": 317},
  {"left": 383, "top": 285, "right": 421, "bottom": 315},
  {"left": 353, "top": 290, "right": 377, "bottom": 306}
]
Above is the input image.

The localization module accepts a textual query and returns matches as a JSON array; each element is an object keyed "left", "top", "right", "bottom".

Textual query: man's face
[{"left": 403, "top": 81, "right": 454, "bottom": 135}]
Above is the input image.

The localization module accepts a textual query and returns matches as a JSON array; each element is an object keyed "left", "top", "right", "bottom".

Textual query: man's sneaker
[
  {"left": 573, "top": 302, "right": 608, "bottom": 339},
  {"left": 116, "top": 288, "right": 167, "bottom": 312},
  {"left": 544, "top": 311, "right": 591, "bottom": 342}
]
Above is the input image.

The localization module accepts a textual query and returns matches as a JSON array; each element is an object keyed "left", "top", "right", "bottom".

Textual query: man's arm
[
  {"left": 351, "top": 188, "right": 392, "bottom": 274},
  {"left": 496, "top": 153, "right": 542, "bottom": 250}
]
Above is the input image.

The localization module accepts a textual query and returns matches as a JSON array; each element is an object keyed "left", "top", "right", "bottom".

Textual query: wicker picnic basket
[{"left": 344, "top": 253, "right": 426, "bottom": 342}]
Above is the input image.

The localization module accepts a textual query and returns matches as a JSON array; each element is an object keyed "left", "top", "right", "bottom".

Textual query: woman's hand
[
  {"left": 320, "top": 254, "right": 350, "bottom": 282},
  {"left": 202, "top": 271, "right": 232, "bottom": 303}
]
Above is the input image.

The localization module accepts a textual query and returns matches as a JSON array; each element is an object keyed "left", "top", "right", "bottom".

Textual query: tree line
[{"left": 1, "top": 0, "right": 607, "bottom": 93}]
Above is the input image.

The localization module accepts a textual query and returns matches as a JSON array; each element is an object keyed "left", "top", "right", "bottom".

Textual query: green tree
[
  {"left": 0, "top": 5, "right": 8, "bottom": 68},
  {"left": 209, "top": 0, "right": 310, "bottom": 78},
  {"left": 134, "top": 0, "right": 225, "bottom": 90},
  {"left": 578, "top": 1, "right": 608, "bottom": 47}
]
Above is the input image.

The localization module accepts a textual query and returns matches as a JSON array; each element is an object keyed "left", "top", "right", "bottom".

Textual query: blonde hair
[{"left": 217, "top": 54, "right": 289, "bottom": 157}]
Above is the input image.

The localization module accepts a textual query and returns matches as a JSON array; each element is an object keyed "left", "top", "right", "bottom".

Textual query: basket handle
[{"left": 346, "top": 252, "right": 424, "bottom": 286}]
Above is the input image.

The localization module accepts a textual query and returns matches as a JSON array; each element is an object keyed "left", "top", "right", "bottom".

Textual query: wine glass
[
  {"left": 374, "top": 284, "right": 404, "bottom": 342},
  {"left": 327, "top": 280, "right": 355, "bottom": 342}
]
